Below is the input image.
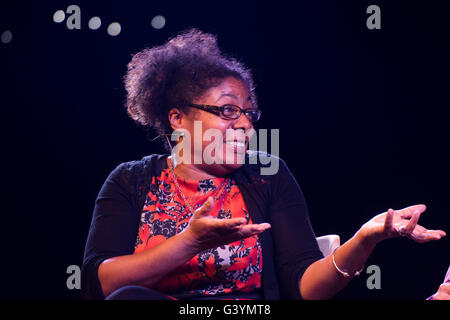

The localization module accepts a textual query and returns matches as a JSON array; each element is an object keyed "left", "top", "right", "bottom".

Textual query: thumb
[{"left": 193, "top": 196, "right": 214, "bottom": 219}]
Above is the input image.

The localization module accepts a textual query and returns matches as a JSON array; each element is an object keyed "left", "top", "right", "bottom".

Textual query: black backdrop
[{"left": 1, "top": 0, "right": 448, "bottom": 300}]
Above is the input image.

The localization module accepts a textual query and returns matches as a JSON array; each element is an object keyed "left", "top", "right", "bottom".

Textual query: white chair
[{"left": 316, "top": 235, "right": 340, "bottom": 257}]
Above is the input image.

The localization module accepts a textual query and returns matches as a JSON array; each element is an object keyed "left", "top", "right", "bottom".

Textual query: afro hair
[{"left": 123, "top": 28, "right": 258, "bottom": 138}]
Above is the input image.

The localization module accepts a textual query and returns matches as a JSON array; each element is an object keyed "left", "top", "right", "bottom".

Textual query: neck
[{"left": 168, "top": 156, "right": 220, "bottom": 180}]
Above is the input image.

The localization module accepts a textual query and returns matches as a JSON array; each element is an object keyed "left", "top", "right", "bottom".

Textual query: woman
[
  {"left": 428, "top": 265, "right": 450, "bottom": 300},
  {"left": 82, "top": 28, "right": 446, "bottom": 300}
]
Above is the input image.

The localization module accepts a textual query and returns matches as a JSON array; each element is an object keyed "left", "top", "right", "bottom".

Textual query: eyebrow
[{"left": 216, "top": 93, "right": 252, "bottom": 102}]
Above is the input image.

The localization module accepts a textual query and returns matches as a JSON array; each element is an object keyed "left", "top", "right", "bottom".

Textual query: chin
[
  {"left": 224, "top": 161, "right": 245, "bottom": 170},
  {"left": 204, "top": 151, "right": 244, "bottom": 176},
  {"left": 211, "top": 162, "right": 244, "bottom": 177}
]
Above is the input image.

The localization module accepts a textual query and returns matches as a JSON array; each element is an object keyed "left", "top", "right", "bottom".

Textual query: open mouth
[{"left": 224, "top": 139, "right": 247, "bottom": 153}]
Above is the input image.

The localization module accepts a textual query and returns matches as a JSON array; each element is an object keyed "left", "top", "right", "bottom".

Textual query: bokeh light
[
  {"left": 107, "top": 22, "right": 121, "bottom": 36},
  {"left": 88, "top": 17, "right": 102, "bottom": 30},
  {"left": 151, "top": 15, "right": 166, "bottom": 29},
  {"left": 1, "top": 30, "right": 13, "bottom": 44},
  {"left": 53, "top": 10, "right": 65, "bottom": 23}
]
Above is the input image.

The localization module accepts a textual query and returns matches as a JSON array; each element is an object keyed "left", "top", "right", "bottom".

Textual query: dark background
[{"left": 0, "top": 1, "right": 448, "bottom": 299}]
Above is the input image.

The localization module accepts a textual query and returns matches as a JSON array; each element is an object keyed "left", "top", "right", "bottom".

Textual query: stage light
[
  {"left": 53, "top": 10, "right": 65, "bottom": 23},
  {"left": 107, "top": 22, "right": 121, "bottom": 36},
  {"left": 88, "top": 17, "right": 102, "bottom": 30},
  {"left": 151, "top": 15, "right": 166, "bottom": 29},
  {"left": 1, "top": 30, "right": 12, "bottom": 44}
]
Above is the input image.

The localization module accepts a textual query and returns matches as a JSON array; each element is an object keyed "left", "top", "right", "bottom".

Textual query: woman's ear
[{"left": 168, "top": 107, "right": 184, "bottom": 130}]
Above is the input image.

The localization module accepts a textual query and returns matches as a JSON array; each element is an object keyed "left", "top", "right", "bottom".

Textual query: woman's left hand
[{"left": 359, "top": 204, "right": 446, "bottom": 245}]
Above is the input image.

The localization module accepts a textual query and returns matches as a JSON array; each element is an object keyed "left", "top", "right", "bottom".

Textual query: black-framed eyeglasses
[{"left": 187, "top": 103, "right": 261, "bottom": 122}]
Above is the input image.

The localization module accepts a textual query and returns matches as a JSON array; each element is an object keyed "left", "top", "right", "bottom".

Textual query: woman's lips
[{"left": 225, "top": 140, "right": 247, "bottom": 153}]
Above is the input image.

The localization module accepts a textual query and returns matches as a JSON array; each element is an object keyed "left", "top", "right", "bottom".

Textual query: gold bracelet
[{"left": 331, "top": 247, "right": 364, "bottom": 277}]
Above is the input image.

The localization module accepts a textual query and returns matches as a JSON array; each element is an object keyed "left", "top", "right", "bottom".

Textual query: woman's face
[{"left": 170, "top": 76, "right": 255, "bottom": 176}]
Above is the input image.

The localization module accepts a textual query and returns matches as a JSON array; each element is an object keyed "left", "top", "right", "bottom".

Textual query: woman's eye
[{"left": 223, "top": 106, "right": 237, "bottom": 113}]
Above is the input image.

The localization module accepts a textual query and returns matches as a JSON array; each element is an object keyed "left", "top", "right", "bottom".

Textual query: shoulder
[
  {"left": 118, "top": 153, "right": 166, "bottom": 169},
  {"left": 108, "top": 154, "right": 168, "bottom": 185},
  {"left": 233, "top": 151, "right": 290, "bottom": 185},
  {"left": 114, "top": 153, "right": 167, "bottom": 173},
  {"left": 244, "top": 150, "right": 289, "bottom": 177}
]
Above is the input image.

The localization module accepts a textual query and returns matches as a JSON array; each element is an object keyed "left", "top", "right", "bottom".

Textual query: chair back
[{"left": 316, "top": 234, "right": 340, "bottom": 257}]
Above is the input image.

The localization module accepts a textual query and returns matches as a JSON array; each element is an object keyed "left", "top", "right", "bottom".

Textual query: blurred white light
[
  {"left": 1, "top": 30, "right": 13, "bottom": 44},
  {"left": 107, "top": 22, "right": 121, "bottom": 36},
  {"left": 88, "top": 17, "right": 102, "bottom": 30},
  {"left": 53, "top": 10, "right": 65, "bottom": 23},
  {"left": 151, "top": 15, "right": 166, "bottom": 29}
]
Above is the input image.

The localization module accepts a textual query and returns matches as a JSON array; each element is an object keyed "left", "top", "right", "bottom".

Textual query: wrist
[
  {"left": 178, "top": 229, "right": 202, "bottom": 255},
  {"left": 355, "top": 227, "right": 379, "bottom": 251}
]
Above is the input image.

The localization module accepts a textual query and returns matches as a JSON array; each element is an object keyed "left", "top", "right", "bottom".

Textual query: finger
[
  {"left": 229, "top": 222, "right": 271, "bottom": 234},
  {"left": 411, "top": 229, "right": 445, "bottom": 243},
  {"left": 413, "top": 234, "right": 442, "bottom": 243},
  {"left": 242, "top": 223, "right": 271, "bottom": 233},
  {"left": 229, "top": 223, "right": 271, "bottom": 239},
  {"left": 194, "top": 196, "right": 214, "bottom": 218},
  {"left": 404, "top": 210, "right": 422, "bottom": 234},
  {"left": 398, "top": 204, "right": 426, "bottom": 219},
  {"left": 422, "top": 229, "right": 446, "bottom": 238},
  {"left": 229, "top": 221, "right": 271, "bottom": 233},
  {"left": 213, "top": 217, "right": 247, "bottom": 229},
  {"left": 384, "top": 208, "right": 395, "bottom": 233},
  {"left": 437, "top": 230, "right": 447, "bottom": 237}
]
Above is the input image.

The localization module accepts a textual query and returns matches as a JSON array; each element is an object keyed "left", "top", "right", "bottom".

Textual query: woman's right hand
[{"left": 182, "top": 196, "right": 271, "bottom": 252}]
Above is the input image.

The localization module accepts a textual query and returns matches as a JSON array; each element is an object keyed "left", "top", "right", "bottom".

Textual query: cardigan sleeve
[
  {"left": 81, "top": 162, "right": 140, "bottom": 299},
  {"left": 269, "top": 158, "right": 324, "bottom": 299}
]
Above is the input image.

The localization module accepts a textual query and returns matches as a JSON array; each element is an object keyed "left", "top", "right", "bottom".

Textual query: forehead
[{"left": 203, "top": 77, "right": 251, "bottom": 101}]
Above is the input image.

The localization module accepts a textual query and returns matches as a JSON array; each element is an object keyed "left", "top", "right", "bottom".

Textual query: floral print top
[{"left": 134, "top": 167, "right": 263, "bottom": 298}]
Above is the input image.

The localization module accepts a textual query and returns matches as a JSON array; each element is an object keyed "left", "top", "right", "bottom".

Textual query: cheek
[
  {"left": 200, "top": 128, "right": 226, "bottom": 156},
  {"left": 184, "top": 117, "right": 226, "bottom": 155},
  {"left": 189, "top": 114, "right": 246, "bottom": 164},
  {"left": 199, "top": 117, "right": 230, "bottom": 144}
]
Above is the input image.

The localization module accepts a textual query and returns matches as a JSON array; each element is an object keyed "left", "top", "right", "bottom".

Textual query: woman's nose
[{"left": 232, "top": 112, "right": 253, "bottom": 131}]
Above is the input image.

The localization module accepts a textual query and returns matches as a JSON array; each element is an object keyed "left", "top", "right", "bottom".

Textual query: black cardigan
[{"left": 81, "top": 153, "right": 323, "bottom": 300}]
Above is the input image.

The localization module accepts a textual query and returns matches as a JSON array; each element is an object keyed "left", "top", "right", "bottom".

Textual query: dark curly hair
[{"left": 123, "top": 28, "right": 258, "bottom": 141}]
